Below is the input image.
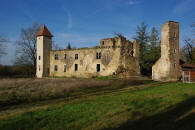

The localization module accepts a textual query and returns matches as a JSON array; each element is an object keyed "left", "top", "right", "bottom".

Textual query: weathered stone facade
[
  {"left": 152, "top": 21, "right": 181, "bottom": 81},
  {"left": 36, "top": 26, "right": 140, "bottom": 78}
]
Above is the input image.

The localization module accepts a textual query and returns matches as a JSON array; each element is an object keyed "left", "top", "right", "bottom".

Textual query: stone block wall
[{"left": 152, "top": 21, "right": 181, "bottom": 81}]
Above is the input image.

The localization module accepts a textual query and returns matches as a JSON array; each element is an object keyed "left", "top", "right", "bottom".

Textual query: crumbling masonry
[
  {"left": 36, "top": 21, "right": 181, "bottom": 81},
  {"left": 152, "top": 21, "right": 181, "bottom": 81},
  {"left": 36, "top": 26, "right": 140, "bottom": 78}
]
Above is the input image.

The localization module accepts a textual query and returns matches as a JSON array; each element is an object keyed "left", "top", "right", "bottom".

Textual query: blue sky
[{"left": 0, "top": 0, "right": 195, "bottom": 65}]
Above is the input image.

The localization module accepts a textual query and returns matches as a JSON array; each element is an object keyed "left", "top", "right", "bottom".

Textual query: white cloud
[
  {"left": 57, "top": 0, "right": 73, "bottom": 29},
  {"left": 127, "top": 0, "right": 138, "bottom": 5},
  {"left": 62, "top": 8, "right": 73, "bottom": 29},
  {"left": 85, "top": 8, "right": 105, "bottom": 18}
]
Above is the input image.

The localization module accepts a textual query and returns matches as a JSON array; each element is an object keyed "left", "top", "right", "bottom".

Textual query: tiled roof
[
  {"left": 181, "top": 63, "right": 195, "bottom": 69},
  {"left": 36, "top": 25, "right": 53, "bottom": 37}
]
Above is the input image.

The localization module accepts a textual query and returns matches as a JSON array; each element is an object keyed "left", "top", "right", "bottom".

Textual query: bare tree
[
  {"left": 180, "top": 19, "right": 195, "bottom": 64},
  {"left": 15, "top": 22, "right": 42, "bottom": 71},
  {"left": 0, "top": 34, "right": 7, "bottom": 57},
  {"left": 114, "top": 32, "right": 125, "bottom": 39},
  {"left": 191, "top": 19, "right": 195, "bottom": 37},
  {"left": 181, "top": 38, "right": 195, "bottom": 63}
]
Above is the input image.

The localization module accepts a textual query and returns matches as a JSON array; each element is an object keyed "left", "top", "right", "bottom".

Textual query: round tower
[{"left": 36, "top": 25, "right": 53, "bottom": 78}]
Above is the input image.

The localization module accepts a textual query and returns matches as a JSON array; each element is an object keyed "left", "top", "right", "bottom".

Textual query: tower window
[
  {"left": 39, "top": 65, "right": 40, "bottom": 71},
  {"left": 75, "top": 54, "right": 78, "bottom": 60},
  {"left": 75, "top": 64, "right": 78, "bottom": 71},
  {"left": 174, "top": 63, "right": 176, "bottom": 68},
  {"left": 96, "top": 52, "right": 101, "bottom": 59},
  {"left": 64, "top": 54, "right": 67, "bottom": 59},
  {"left": 54, "top": 65, "right": 58, "bottom": 71},
  {"left": 39, "top": 56, "right": 41, "bottom": 60},
  {"left": 174, "top": 49, "right": 176, "bottom": 53},
  {"left": 174, "top": 32, "right": 177, "bottom": 38},
  {"left": 64, "top": 65, "right": 66, "bottom": 72},
  {"left": 102, "top": 41, "right": 104, "bottom": 45},
  {"left": 97, "top": 64, "right": 100, "bottom": 72},
  {"left": 54, "top": 54, "right": 58, "bottom": 60}
]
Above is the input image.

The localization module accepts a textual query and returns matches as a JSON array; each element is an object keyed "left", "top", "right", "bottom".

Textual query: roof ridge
[{"left": 36, "top": 25, "right": 53, "bottom": 37}]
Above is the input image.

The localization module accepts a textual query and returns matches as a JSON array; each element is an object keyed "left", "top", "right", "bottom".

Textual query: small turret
[{"left": 36, "top": 25, "right": 53, "bottom": 78}]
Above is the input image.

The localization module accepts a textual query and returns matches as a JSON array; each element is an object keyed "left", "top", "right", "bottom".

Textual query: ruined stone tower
[
  {"left": 152, "top": 21, "right": 181, "bottom": 81},
  {"left": 36, "top": 25, "right": 53, "bottom": 78}
]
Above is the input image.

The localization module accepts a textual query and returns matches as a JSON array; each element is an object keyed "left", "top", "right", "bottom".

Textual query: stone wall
[
  {"left": 49, "top": 37, "right": 140, "bottom": 78},
  {"left": 152, "top": 21, "right": 181, "bottom": 81}
]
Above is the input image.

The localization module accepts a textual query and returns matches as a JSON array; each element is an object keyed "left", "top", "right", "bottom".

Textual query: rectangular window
[
  {"left": 75, "top": 64, "right": 78, "bottom": 71},
  {"left": 174, "top": 32, "right": 177, "bottom": 38},
  {"left": 75, "top": 54, "right": 78, "bottom": 60},
  {"left": 64, "top": 54, "right": 66, "bottom": 59},
  {"left": 54, "top": 65, "right": 58, "bottom": 71},
  {"left": 96, "top": 52, "right": 101, "bottom": 59},
  {"left": 39, "top": 65, "right": 40, "bottom": 71},
  {"left": 174, "top": 49, "right": 176, "bottom": 53},
  {"left": 96, "top": 53, "right": 98, "bottom": 59},
  {"left": 54, "top": 54, "right": 58, "bottom": 60},
  {"left": 64, "top": 65, "right": 66, "bottom": 72},
  {"left": 97, "top": 64, "right": 100, "bottom": 72},
  {"left": 99, "top": 52, "right": 101, "bottom": 59},
  {"left": 39, "top": 56, "right": 41, "bottom": 60},
  {"left": 102, "top": 41, "right": 104, "bottom": 45}
]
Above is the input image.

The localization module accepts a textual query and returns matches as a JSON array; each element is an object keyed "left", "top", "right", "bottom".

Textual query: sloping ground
[{"left": 0, "top": 80, "right": 194, "bottom": 130}]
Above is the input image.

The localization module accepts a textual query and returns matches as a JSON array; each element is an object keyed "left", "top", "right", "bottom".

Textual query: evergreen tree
[
  {"left": 133, "top": 22, "right": 149, "bottom": 52},
  {"left": 67, "top": 42, "right": 71, "bottom": 49},
  {"left": 145, "top": 27, "right": 161, "bottom": 76},
  {"left": 133, "top": 22, "right": 149, "bottom": 76},
  {"left": 133, "top": 24, "right": 160, "bottom": 76},
  {"left": 150, "top": 27, "right": 160, "bottom": 48}
]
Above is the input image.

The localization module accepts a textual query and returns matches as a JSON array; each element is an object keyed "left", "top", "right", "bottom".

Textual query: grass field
[{"left": 0, "top": 78, "right": 194, "bottom": 130}]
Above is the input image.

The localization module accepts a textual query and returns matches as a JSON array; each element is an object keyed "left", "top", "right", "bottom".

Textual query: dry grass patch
[{"left": 0, "top": 78, "right": 152, "bottom": 108}]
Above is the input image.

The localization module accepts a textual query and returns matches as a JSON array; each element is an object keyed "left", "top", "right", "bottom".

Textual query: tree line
[{"left": 0, "top": 20, "right": 194, "bottom": 77}]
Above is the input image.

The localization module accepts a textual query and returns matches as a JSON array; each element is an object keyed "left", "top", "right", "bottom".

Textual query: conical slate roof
[{"left": 36, "top": 25, "right": 53, "bottom": 37}]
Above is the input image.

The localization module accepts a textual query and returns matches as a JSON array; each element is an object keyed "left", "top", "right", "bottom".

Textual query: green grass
[{"left": 0, "top": 82, "right": 195, "bottom": 130}]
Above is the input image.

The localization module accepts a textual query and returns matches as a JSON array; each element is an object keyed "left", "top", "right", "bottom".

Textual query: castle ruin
[
  {"left": 36, "top": 21, "right": 181, "bottom": 81},
  {"left": 36, "top": 26, "right": 140, "bottom": 78}
]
